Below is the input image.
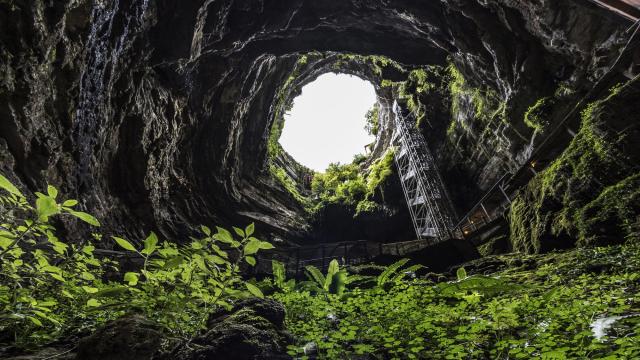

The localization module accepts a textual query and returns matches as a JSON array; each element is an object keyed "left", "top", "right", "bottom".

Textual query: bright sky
[{"left": 279, "top": 73, "right": 377, "bottom": 172}]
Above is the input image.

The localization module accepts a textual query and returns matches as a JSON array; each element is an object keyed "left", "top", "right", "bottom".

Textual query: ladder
[{"left": 392, "top": 102, "right": 458, "bottom": 245}]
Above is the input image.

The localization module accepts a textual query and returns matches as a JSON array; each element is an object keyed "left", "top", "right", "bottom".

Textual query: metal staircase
[{"left": 392, "top": 102, "right": 458, "bottom": 245}]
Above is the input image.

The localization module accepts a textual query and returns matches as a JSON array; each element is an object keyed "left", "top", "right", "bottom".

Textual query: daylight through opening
[{"left": 279, "top": 73, "right": 377, "bottom": 172}]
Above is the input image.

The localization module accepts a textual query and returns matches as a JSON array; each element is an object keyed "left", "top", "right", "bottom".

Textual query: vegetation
[
  {"left": 272, "top": 244, "right": 640, "bottom": 359},
  {"left": 364, "top": 103, "right": 380, "bottom": 136},
  {"left": 510, "top": 80, "right": 640, "bottom": 253},
  {"left": 524, "top": 97, "right": 554, "bottom": 133},
  {"left": 0, "top": 174, "right": 273, "bottom": 350},
  {"left": 310, "top": 148, "right": 396, "bottom": 215}
]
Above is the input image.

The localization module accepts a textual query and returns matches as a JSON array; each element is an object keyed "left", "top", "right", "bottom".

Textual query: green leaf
[
  {"left": 245, "top": 283, "right": 264, "bottom": 298},
  {"left": 141, "top": 232, "right": 158, "bottom": 255},
  {"left": 47, "top": 185, "right": 58, "bottom": 199},
  {"left": 200, "top": 225, "right": 211, "bottom": 236},
  {"left": 113, "top": 237, "right": 137, "bottom": 252},
  {"left": 325, "top": 259, "right": 340, "bottom": 291},
  {"left": 82, "top": 286, "right": 99, "bottom": 294},
  {"left": 245, "top": 223, "right": 255, "bottom": 236},
  {"left": 124, "top": 272, "right": 139, "bottom": 286},
  {"left": 27, "top": 316, "right": 43, "bottom": 327},
  {"left": 81, "top": 271, "right": 96, "bottom": 281},
  {"left": 245, "top": 256, "right": 256, "bottom": 266},
  {"left": 377, "top": 258, "right": 409, "bottom": 287},
  {"left": 49, "top": 273, "right": 65, "bottom": 282},
  {"left": 68, "top": 210, "right": 100, "bottom": 226},
  {"left": 259, "top": 241, "right": 275, "bottom": 250},
  {"left": 244, "top": 238, "right": 261, "bottom": 255},
  {"left": 36, "top": 196, "right": 58, "bottom": 222},
  {"left": 456, "top": 267, "right": 467, "bottom": 281},
  {"left": 86, "top": 298, "right": 101, "bottom": 307},
  {"left": 0, "top": 174, "right": 23, "bottom": 197},
  {"left": 305, "top": 265, "right": 326, "bottom": 288},
  {"left": 62, "top": 199, "right": 78, "bottom": 207},
  {"left": 233, "top": 227, "right": 245, "bottom": 238},
  {"left": 272, "top": 260, "right": 286, "bottom": 289},
  {"left": 0, "top": 236, "right": 13, "bottom": 250},
  {"left": 213, "top": 227, "right": 234, "bottom": 244},
  {"left": 82, "top": 245, "right": 95, "bottom": 255}
]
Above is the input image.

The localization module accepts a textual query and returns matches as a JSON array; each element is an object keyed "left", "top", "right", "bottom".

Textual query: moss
[
  {"left": 365, "top": 148, "right": 395, "bottom": 195},
  {"left": 524, "top": 97, "right": 554, "bottom": 133},
  {"left": 270, "top": 165, "right": 310, "bottom": 208},
  {"left": 509, "top": 79, "right": 640, "bottom": 253},
  {"left": 309, "top": 149, "right": 396, "bottom": 216},
  {"left": 576, "top": 172, "right": 640, "bottom": 246},
  {"left": 445, "top": 62, "right": 507, "bottom": 141}
]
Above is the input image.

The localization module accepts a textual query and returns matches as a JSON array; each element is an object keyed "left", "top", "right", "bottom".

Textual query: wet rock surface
[
  {"left": 75, "top": 315, "right": 163, "bottom": 360},
  {"left": 167, "top": 298, "right": 293, "bottom": 360},
  {"left": 0, "top": 0, "right": 631, "bottom": 245}
]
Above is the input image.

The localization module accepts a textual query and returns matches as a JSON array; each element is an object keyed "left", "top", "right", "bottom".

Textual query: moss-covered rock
[
  {"left": 75, "top": 315, "right": 163, "bottom": 360},
  {"left": 168, "top": 298, "right": 293, "bottom": 360},
  {"left": 509, "top": 78, "right": 640, "bottom": 253}
]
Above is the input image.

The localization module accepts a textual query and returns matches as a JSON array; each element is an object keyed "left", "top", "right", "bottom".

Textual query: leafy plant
[
  {"left": 0, "top": 173, "right": 274, "bottom": 349},
  {"left": 274, "top": 244, "right": 640, "bottom": 359},
  {"left": 304, "top": 260, "right": 348, "bottom": 296},
  {"left": 272, "top": 260, "right": 295, "bottom": 292},
  {"left": 376, "top": 258, "right": 423, "bottom": 288}
]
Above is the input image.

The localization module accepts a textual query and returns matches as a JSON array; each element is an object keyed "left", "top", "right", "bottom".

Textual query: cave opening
[
  {"left": 3, "top": 1, "right": 640, "bottom": 357},
  {"left": 278, "top": 73, "right": 377, "bottom": 172}
]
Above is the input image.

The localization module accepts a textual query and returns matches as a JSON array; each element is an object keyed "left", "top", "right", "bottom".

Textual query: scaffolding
[{"left": 392, "top": 102, "right": 458, "bottom": 245}]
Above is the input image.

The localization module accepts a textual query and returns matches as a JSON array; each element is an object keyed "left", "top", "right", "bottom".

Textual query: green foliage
[
  {"left": 445, "top": 62, "right": 507, "bottom": 138},
  {"left": 0, "top": 174, "right": 273, "bottom": 349},
  {"left": 269, "top": 164, "right": 310, "bottom": 207},
  {"left": 376, "top": 258, "right": 409, "bottom": 287},
  {"left": 364, "top": 103, "right": 380, "bottom": 136},
  {"left": 310, "top": 148, "right": 395, "bottom": 216},
  {"left": 304, "top": 260, "right": 348, "bottom": 296},
  {"left": 524, "top": 97, "right": 554, "bottom": 133},
  {"left": 510, "top": 79, "right": 640, "bottom": 252},
  {"left": 274, "top": 244, "right": 640, "bottom": 359}
]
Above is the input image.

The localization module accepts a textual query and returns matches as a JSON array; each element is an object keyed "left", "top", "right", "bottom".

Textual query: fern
[
  {"left": 391, "top": 264, "right": 424, "bottom": 283},
  {"left": 305, "top": 265, "right": 326, "bottom": 288},
  {"left": 456, "top": 267, "right": 467, "bottom": 281},
  {"left": 272, "top": 260, "right": 286, "bottom": 289},
  {"left": 324, "top": 259, "right": 340, "bottom": 291},
  {"left": 377, "top": 258, "right": 410, "bottom": 287},
  {"left": 329, "top": 270, "right": 348, "bottom": 296}
]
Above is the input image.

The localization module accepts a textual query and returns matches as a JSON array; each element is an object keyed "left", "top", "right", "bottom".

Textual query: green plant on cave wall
[
  {"left": 524, "top": 97, "right": 554, "bottom": 133},
  {"left": 364, "top": 102, "right": 380, "bottom": 136},
  {"left": 309, "top": 148, "right": 396, "bottom": 215},
  {"left": 0, "top": 173, "right": 273, "bottom": 349},
  {"left": 509, "top": 79, "right": 640, "bottom": 253}
]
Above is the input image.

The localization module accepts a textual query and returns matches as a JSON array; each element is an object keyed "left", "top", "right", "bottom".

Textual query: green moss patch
[{"left": 509, "top": 78, "right": 640, "bottom": 253}]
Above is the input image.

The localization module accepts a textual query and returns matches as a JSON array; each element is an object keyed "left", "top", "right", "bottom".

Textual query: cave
[{"left": 1, "top": 0, "right": 640, "bottom": 359}]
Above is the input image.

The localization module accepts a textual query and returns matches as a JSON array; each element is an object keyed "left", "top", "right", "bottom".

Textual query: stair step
[
  {"left": 420, "top": 227, "right": 437, "bottom": 237},
  {"left": 411, "top": 195, "right": 426, "bottom": 206},
  {"left": 402, "top": 169, "right": 416, "bottom": 181}
]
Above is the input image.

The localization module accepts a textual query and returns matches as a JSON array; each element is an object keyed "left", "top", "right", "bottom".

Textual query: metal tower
[{"left": 392, "top": 102, "right": 457, "bottom": 244}]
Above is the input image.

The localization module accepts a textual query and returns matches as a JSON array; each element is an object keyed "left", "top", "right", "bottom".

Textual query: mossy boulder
[
  {"left": 169, "top": 298, "right": 293, "bottom": 360},
  {"left": 75, "top": 315, "right": 163, "bottom": 360}
]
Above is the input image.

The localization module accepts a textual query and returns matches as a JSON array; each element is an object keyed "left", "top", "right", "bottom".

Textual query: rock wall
[{"left": 0, "top": 0, "right": 633, "bottom": 246}]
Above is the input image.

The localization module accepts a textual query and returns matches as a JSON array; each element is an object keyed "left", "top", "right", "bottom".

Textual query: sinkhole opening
[{"left": 278, "top": 73, "right": 377, "bottom": 172}]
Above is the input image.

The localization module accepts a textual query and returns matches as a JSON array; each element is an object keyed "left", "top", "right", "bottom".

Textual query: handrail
[{"left": 452, "top": 172, "right": 509, "bottom": 230}]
